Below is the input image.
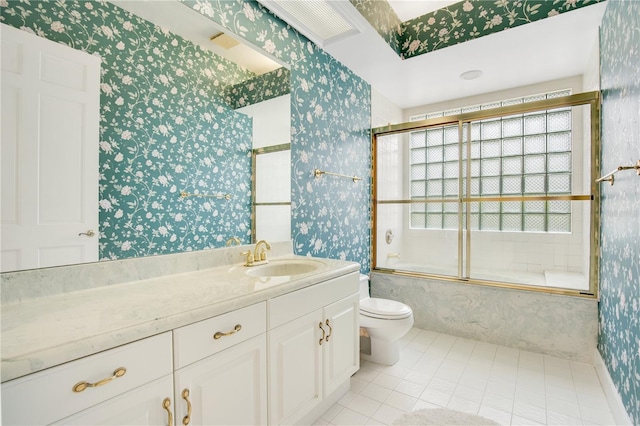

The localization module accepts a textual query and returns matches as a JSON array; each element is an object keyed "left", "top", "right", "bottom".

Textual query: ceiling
[
  {"left": 112, "top": 1, "right": 283, "bottom": 75},
  {"left": 387, "top": 0, "right": 458, "bottom": 21},
  {"left": 113, "top": 0, "right": 607, "bottom": 110},
  {"left": 323, "top": 1, "right": 607, "bottom": 109}
]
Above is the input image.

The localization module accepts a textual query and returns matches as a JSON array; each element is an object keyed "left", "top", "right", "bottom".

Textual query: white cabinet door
[
  {"left": 1, "top": 333, "right": 172, "bottom": 426},
  {"left": 323, "top": 293, "right": 360, "bottom": 396},
  {"left": 174, "top": 334, "right": 267, "bottom": 426},
  {"left": 0, "top": 23, "right": 100, "bottom": 272},
  {"left": 55, "top": 375, "right": 174, "bottom": 426},
  {"left": 268, "top": 309, "right": 323, "bottom": 425}
]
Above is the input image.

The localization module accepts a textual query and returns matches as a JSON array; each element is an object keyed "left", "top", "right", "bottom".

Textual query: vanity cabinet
[
  {"left": 55, "top": 375, "right": 174, "bottom": 425},
  {"left": 1, "top": 332, "right": 173, "bottom": 425},
  {"left": 174, "top": 335, "right": 268, "bottom": 425},
  {"left": 1, "top": 269, "right": 359, "bottom": 426},
  {"left": 268, "top": 272, "right": 359, "bottom": 425},
  {"left": 172, "top": 302, "right": 268, "bottom": 426},
  {"left": 322, "top": 293, "right": 361, "bottom": 396}
]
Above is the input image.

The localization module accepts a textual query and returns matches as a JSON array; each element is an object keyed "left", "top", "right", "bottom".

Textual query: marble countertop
[{"left": 1, "top": 255, "right": 359, "bottom": 382}]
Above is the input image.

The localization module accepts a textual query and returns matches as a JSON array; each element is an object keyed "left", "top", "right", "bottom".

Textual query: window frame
[{"left": 408, "top": 90, "right": 574, "bottom": 233}]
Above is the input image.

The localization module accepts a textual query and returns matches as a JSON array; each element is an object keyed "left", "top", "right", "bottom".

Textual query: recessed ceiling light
[{"left": 460, "top": 70, "right": 483, "bottom": 80}]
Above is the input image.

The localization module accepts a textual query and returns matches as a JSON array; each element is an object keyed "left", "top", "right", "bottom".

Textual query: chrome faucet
[{"left": 241, "top": 240, "right": 271, "bottom": 266}]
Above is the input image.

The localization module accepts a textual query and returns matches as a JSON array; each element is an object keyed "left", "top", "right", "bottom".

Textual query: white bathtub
[{"left": 376, "top": 261, "right": 588, "bottom": 291}]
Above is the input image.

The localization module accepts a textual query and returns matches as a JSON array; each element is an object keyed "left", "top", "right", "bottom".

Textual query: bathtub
[
  {"left": 369, "top": 267, "right": 598, "bottom": 362},
  {"left": 376, "top": 261, "right": 588, "bottom": 291}
]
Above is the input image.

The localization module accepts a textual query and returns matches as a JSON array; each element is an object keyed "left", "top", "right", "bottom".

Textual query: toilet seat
[{"left": 360, "top": 298, "right": 412, "bottom": 320}]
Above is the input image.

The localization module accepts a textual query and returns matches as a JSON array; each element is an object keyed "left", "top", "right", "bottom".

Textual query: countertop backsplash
[{"left": 0, "top": 241, "right": 294, "bottom": 305}]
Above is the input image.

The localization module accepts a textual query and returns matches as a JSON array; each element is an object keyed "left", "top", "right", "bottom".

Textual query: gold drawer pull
[
  {"left": 213, "top": 324, "right": 242, "bottom": 339},
  {"left": 182, "top": 389, "right": 192, "bottom": 426},
  {"left": 319, "top": 322, "right": 326, "bottom": 346},
  {"left": 72, "top": 367, "right": 126, "bottom": 392},
  {"left": 325, "top": 319, "right": 332, "bottom": 342},
  {"left": 162, "top": 398, "right": 173, "bottom": 426}
]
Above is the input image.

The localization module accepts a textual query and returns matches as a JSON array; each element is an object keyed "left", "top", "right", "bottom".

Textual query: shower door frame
[
  {"left": 251, "top": 143, "right": 292, "bottom": 242},
  {"left": 371, "top": 91, "right": 601, "bottom": 298}
]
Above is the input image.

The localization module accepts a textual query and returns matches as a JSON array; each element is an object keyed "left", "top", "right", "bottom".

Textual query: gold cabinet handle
[
  {"left": 213, "top": 324, "right": 242, "bottom": 339},
  {"left": 162, "top": 398, "right": 173, "bottom": 426},
  {"left": 78, "top": 229, "right": 95, "bottom": 237},
  {"left": 72, "top": 367, "right": 126, "bottom": 392},
  {"left": 318, "top": 322, "right": 325, "bottom": 346},
  {"left": 182, "top": 388, "right": 192, "bottom": 426},
  {"left": 325, "top": 319, "right": 332, "bottom": 342}
]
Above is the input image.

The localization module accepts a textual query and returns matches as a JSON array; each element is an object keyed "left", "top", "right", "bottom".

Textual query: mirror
[{"left": 0, "top": 0, "right": 291, "bottom": 272}]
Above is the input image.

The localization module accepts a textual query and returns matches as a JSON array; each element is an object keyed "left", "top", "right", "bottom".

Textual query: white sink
[{"left": 245, "top": 259, "right": 322, "bottom": 278}]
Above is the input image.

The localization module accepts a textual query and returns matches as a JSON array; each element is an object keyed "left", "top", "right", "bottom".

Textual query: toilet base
[{"left": 360, "top": 336, "right": 401, "bottom": 366}]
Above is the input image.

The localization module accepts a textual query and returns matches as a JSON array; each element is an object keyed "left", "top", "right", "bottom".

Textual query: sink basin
[{"left": 245, "top": 259, "right": 322, "bottom": 278}]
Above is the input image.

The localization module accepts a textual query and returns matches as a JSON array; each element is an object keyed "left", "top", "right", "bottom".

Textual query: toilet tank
[{"left": 359, "top": 274, "right": 369, "bottom": 300}]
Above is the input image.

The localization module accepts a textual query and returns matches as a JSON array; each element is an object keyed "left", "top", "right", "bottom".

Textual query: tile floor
[{"left": 317, "top": 328, "right": 617, "bottom": 426}]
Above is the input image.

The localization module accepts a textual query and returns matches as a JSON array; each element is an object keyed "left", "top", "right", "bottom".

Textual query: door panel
[
  {"left": 174, "top": 335, "right": 267, "bottom": 426},
  {"left": 323, "top": 294, "right": 360, "bottom": 396},
  {"left": 0, "top": 23, "right": 99, "bottom": 272},
  {"left": 268, "top": 310, "right": 323, "bottom": 425}
]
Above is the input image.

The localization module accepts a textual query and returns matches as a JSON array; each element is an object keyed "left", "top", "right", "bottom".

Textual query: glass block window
[{"left": 410, "top": 90, "right": 572, "bottom": 232}]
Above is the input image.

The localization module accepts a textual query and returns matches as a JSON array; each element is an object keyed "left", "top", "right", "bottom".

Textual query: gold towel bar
[
  {"left": 180, "top": 191, "right": 231, "bottom": 200},
  {"left": 314, "top": 168, "right": 362, "bottom": 182},
  {"left": 596, "top": 159, "right": 640, "bottom": 186}
]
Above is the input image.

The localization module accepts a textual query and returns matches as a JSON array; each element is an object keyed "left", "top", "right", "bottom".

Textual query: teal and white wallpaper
[
  {"left": 598, "top": 0, "right": 640, "bottom": 423},
  {"left": 181, "top": 0, "right": 372, "bottom": 273},
  {"left": 1, "top": 0, "right": 372, "bottom": 272},
  {"left": 350, "top": 0, "right": 606, "bottom": 60},
  {"left": 225, "top": 66, "right": 290, "bottom": 110}
]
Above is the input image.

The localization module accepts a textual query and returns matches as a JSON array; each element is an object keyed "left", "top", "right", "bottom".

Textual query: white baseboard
[{"left": 593, "top": 349, "right": 633, "bottom": 425}]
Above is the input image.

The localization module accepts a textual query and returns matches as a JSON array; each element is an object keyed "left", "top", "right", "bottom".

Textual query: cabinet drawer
[
  {"left": 268, "top": 272, "right": 359, "bottom": 329},
  {"left": 55, "top": 374, "right": 174, "bottom": 425},
  {"left": 1, "top": 332, "right": 172, "bottom": 426},
  {"left": 173, "top": 302, "right": 266, "bottom": 369}
]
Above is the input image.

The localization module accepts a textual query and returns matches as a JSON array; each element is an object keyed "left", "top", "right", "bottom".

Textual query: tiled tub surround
[
  {"left": 0, "top": 241, "right": 359, "bottom": 382},
  {"left": 370, "top": 273, "right": 597, "bottom": 363}
]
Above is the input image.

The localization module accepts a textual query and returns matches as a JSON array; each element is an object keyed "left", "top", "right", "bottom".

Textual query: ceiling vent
[
  {"left": 258, "top": 0, "right": 362, "bottom": 48},
  {"left": 210, "top": 32, "right": 241, "bottom": 50}
]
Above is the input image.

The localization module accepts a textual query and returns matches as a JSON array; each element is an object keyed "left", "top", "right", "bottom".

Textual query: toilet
[{"left": 359, "top": 274, "right": 414, "bottom": 365}]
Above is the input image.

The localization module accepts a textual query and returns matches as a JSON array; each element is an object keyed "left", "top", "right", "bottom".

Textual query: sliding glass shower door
[{"left": 372, "top": 91, "right": 600, "bottom": 296}]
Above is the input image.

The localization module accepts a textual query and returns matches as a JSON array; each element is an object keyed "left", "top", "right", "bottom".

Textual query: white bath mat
[{"left": 392, "top": 408, "right": 499, "bottom": 425}]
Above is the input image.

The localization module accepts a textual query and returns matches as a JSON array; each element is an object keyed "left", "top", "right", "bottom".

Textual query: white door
[
  {"left": 174, "top": 335, "right": 268, "bottom": 425},
  {"left": 268, "top": 309, "right": 323, "bottom": 425},
  {"left": 1, "top": 23, "right": 100, "bottom": 272},
  {"left": 323, "top": 293, "right": 360, "bottom": 396},
  {"left": 55, "top": 375, "right": 174, "bottom": 426}
]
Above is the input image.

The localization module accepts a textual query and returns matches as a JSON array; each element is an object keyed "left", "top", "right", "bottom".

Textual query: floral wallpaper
[
  {"left": 225, "top": 66, "right": 290, "bottom": 109},
  {"left": 350, "top": 0, "right": 607, "bottom": 60},
  {"left": 598, "top": 1, "right": 640, "bottom": 423},
  {"left": 1, "top": 0, "right": 256, "bottom": 260},
  {"left": 349, "top": 0, "right": 402, "bottom": 55},
  {"left": 1, "top": 0, "right": 372, "bottom": 273},
  {"left": 180, "top": 0, "right": 372, "bottom": 273}
]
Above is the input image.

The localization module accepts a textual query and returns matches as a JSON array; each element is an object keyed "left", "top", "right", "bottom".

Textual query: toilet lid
[{"left": 360, "top": 298, "right": 412, "bottom": 319}]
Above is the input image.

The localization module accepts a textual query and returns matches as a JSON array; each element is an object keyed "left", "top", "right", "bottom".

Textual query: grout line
[{"left": 326, "top": 329, "right": 621, "bottom": 426}]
